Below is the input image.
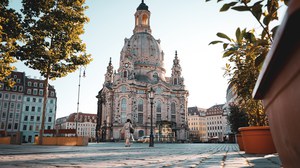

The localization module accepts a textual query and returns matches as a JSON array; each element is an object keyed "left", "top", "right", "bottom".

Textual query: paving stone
[{"left": 0, "top": 143, "right": 282, "bottom": 167}]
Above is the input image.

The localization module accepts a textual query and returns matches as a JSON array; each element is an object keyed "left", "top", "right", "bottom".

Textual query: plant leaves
[
  {"left": 217, "top": 32, "right": 231, "bottom": 41},
  {"left": 220, "top": 2, "right": 238, "bottom": 12},
  {"left": 231, "top": 6, "right": 250, "bottom": 12},
  {"left": 209, "top": 40, "right": 223, "bottom": 45}
]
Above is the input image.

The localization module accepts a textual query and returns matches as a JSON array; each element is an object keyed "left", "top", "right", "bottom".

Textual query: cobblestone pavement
[{"left": 0, "top": 143, "right": 282, "bottom": 168}]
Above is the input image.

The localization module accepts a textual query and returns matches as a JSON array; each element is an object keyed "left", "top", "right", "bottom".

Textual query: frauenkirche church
[{"left": 96, "top": 1, "right": 189, "bottom": 142}]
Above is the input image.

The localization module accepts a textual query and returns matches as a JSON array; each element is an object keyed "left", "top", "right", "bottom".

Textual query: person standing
[{"left": 123, "top": 119, "right": 133, "bottom": 147}]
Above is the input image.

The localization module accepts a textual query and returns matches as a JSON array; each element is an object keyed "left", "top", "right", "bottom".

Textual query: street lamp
[
  {"left": 148, "top": 87, "right": 155, "bottom": 147},
  {"left": 75, "top": 66, "right": 86, "bottom": 136}
]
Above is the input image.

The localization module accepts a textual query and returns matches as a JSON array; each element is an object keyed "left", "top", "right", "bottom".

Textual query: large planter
[
  {"left": 236, "top": 134, "right": 244, "bottom": 151},
  {"left": 253, "top": 0, "right": 300, "bottom": 167},
  {"left": 239, "top": 126, "right": 276, "bottom": 154}
]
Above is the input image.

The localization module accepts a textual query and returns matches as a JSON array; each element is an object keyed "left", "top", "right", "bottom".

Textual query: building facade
[
  {"left": 0, "top": 71, "right": 57, "bottom": 143},
  {"left": 55, "top": 113, "right": 97, "bottom": 142},
  {"left": 206, "top": 104, "right": 228, "bottom": 142},
  {"left": 0, "top": 71, "right": 25, "bottom": 140},
  {"left": 96, "top": 1, "right": 189, "bottom": 142},
  {"left": 187, "top": 107, "right": 207, "bottom": 142}
]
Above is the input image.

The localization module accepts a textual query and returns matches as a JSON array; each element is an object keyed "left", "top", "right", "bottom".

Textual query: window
[
  {"left": 4, "top": 93, "right": 9, "bottom": 100},
  {"left": 48, "top": 117, "right": 52, "bottom": 122},
  {"left": 9, "top": 113, "right": 13, "bottom": 118},
  {"left": 138, "top": 99, "right": 143, "bottom": 112},
  {"left": 18, "top": 86, "right": 23, "bottom": 92},
  {"left": 156, "top": 114, "right": 161, "bottom": 122},
  {"left": 25, "top": 106, "right": 29, "bottom": 111},
  {"left": 0, "top": 93, "right": 2, "bottom": 99},
  {"left": 27, "top": 89, "right": 31, "bottom": 94},
  {"left": 49, "top": 108, "right": 53, "bottom": 113},
  {"left": 121, "top": 86, "right": 126, "bottom": 93},
  {"left": 28, "top": 82, "right": 32, "bottom": 86},
  {"left": 24, "top": 115, "right": 28, "bottom": 121},
  {"left": 171, "top": 102, "right": 176, "bottom": 114},
  {"left": 2, "top": 112, "right": 6, "bottom": 118},
  {"left": 16, "top": 79, "right": 20, "bottom": 83},
  {"left": 31, "top": 106, "right": 35, "bottom": 112},
  {"left": 50, "top": 91, "right": 54, "bottom": 97},
  {"left": 3, "top": 102, "right": 7, "bottom": 108},
  {"left": 174, "top": 78, "right": 178, "bottom": 85},
  {"left": 39, "top": 98, "right": 42, "bottom": 103},
  {"left": 121, "top": 98, "right": 127, "bottom": 111},
  {"left": 50, "top": 99, "right": 53, "bottom": 104},
  {"left": 17, "top": 95, "right": 22, "bottom": 101},
  {"left": 23, "top": 125, "right": 27, "bottom": 131},
  {"left": 33, "top": 82, "right": 37, "bottom": 87},
  {"left": 36, "top": 116, "right": 40, "bottom": 122},
  {"left": 15, "top": 113, "right": 19, "bottom": 119},
  {"left": 39, "top": 90, "right": 43, "bottom": 96},
  {"left": 37, "top": 107, "right": 41, "bottom": 112},
  {"left": 156, "top": 100, "right": 161, "bottom": 113},
  {"left": 171, "top": 102, "right": 176, "bottom": 122},
  {"left": 33, "top": 89, "right": 37, "bottom": 95},
  {"left": 30, "top": 116, "right": 34, "bottom": 121},
  {"left": 13, "top": 86, "right": 17, "bottom": 91},
  {"left": 0, "top": 122, "right": 4, "bottom": 129},
  {"left": 153, "top": 72, "right": 158, "bottom": 81},
  {"left": 138, "top": 113, "right": 143, "bottom": 124},
  {"left": 29, "top": 125, "right": 33, "bottom": 131},
  {"left": 33, "top": 98, "right": 36, "bottom": 102},
  {"left": 26, "top": 97, "right": 30, "bottom": 102},
  {"left": 10, "top": 102, "right": 14, "bottom": 109},
  {"left": 123, "top": 71, "right": 127, "bottom": 78},
  {"left": 8, "top": 123, "right": 12, "bottom": 129},
  {"left": 11, "top": 94, "right": 16, "bottom": 100},
  {"left": 14, "top": 123, "right": 18, "bottom": 130},
  {"left": 39, "top": 83, "right": 43, "bottom": 88}
]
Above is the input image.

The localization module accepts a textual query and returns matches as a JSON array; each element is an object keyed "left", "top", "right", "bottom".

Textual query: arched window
[
  {"left": 156, "top": 100, "right": 162, "bottom": 122},
  {"left": 153, "top": 72, "right": 158, "bottom": 81},
  {"left": 142, "top": 14, "right": 148, "bottom": 25},
  {"left": 171, "top": 102, "right": 176, "bottom": 114},
  {"left": 171, "top": 102, "right": 176, "bottom": 122},
  {"left": 124, "top": 71, "right": 127, "bottom": 78},
  {"left": 156, "top": 101, "right": 161, "bottom": 113},
  {"left": 121, "top": 98, "right": 127, "bottom": 111},
  {"left": 121, "top": 86, "right": 126, "bottom": 93},
  {"left": 136, "top": 16, "right": 139, "bottom": 25},
  {"left": 138, "top": 99, "right": 143, "bottom": 112},
  {"left": 174, "top": 78, "right": 178, "bottom": 85},
  {"left": 121, "top": 98, "right": 127, "bottom": 123}
]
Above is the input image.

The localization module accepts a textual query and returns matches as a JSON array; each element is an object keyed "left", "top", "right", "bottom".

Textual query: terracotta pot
[
  {"left": 239, "top": 126, "right": 276, "bottom": 154},
  {"left": 236, "top": 134, "right": 244, "bottom": 151}
]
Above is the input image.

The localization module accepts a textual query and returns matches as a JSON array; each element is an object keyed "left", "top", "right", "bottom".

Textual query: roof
[{"left": 137, "top": 0, "right": 149, "bottom": 11}]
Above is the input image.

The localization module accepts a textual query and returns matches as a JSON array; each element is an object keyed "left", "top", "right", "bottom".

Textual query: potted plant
[
  {"left": 207, "top": 0, "right": 288, "bottom": 154},
  {"left": 227, "top": 103, "right": 249, "bottom": 151}
]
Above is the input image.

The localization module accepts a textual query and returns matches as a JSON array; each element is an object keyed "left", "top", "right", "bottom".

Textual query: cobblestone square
[{"left": 0, "top": 143, "right": 282, "bottom": 168}]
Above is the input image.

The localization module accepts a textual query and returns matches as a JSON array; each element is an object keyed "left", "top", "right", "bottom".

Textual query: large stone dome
[{"left": 121, "top": 32, "right": 164, "bottom": 68}]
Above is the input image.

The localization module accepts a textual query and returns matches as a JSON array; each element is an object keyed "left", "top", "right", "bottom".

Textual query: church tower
[
  {"left": 171, "top": 51, "right": 184, "bottom": 85},
  {"left": 104, "top": 57, "right": 114, "bottom": 85},
  {"left": 97, "top": 1, "right": 189, "bottom": 142},
  {"left": 133, "top": 0, "right": 152, "bottom": 34}
]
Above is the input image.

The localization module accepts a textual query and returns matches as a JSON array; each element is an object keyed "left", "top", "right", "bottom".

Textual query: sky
[{"left": 11, "top": 0, "right": 287, "bottom": 119}]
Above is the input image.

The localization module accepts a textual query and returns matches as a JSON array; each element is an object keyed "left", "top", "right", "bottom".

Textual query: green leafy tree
[
  {"left": 0, "top": 0, "right": 23, "bottom": 88},
  {"left": 19, "top": 0, "right": 92, "bottom": 144},
  {"left": 227, "top": 104, "right": 249, "bottom": 134},
  {"left": 207, "top": 0, "right": 287, "bottom": 126}
]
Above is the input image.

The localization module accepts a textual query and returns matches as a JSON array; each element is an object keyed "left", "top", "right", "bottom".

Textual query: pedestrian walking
[{"left": 123, "top": 119, "right": 134, "bottom": 147}]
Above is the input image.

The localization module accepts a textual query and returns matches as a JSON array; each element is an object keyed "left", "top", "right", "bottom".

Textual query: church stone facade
[{"left": 96, "top": 1, "right": 189, "bottom": 142}]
